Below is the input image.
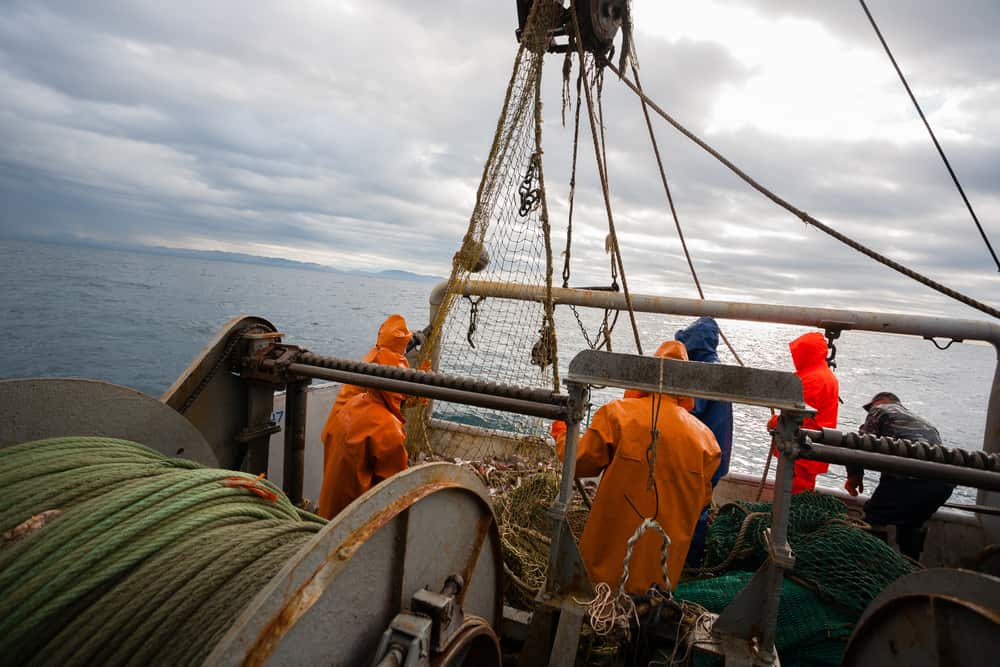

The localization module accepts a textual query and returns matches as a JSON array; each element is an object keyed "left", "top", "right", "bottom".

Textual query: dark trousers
[{"left": 864, "top": 475, "right": 955, "bottom": 559}]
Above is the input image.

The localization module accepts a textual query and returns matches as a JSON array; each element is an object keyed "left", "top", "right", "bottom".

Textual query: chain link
[
  {"left": 464, "top": 295, "right": 485, "bottom": 349},
  {"left": 517, "top": 153, "right": 542, "bottom": 217},
  {"left": 179, "top": 325, "right": 267, "bottom": 414}
]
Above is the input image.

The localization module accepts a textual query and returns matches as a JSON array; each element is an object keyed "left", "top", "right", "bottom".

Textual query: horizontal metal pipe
[
  {"left": 430, "top": 281, "right": 1000, "bottom": 343},
  {"left": 277, "top": 362, "right": 567, "bottom": 420},
  {"left": 297, "top": 351, "right": 567, "bottom": 406},
  {"left": 431, "top": 280, "right": 1000, "bottom": 458},
  {"left": 800, "top": 440, "right": 1000, "bottom": 492}
]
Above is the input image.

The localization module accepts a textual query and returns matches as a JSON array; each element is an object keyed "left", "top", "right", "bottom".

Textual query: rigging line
[
  {"left": 858, "top": 0, "right": 999, "bottom": 272},
  {"left": 628, "top": 61, "right": 749, "bottom": 371},
  {"left": 534, "top": 60, "right": 560, "bottom": 391},
  {"left": 562, "top": 69, "right": 584, "bottom": 289},
  {"left": 607, "top": 61, "right": 1000, "bottom": 321},
  {"left": 569, "top": 1, "right": 645, "bottom": 353}
]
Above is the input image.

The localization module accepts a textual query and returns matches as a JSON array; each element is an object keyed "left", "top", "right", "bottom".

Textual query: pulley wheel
[
  {"left": 843, "top": 568, "right": 1000, "bottom": 666},
  {"left": 205, "top": 462, "right": 503, "bottom": 666},
  {"left": 576, "top": 0, "right": 625, "bottom": 54},
  {"left": 433, "top": 616, "right": 501, "bottom": 667}
]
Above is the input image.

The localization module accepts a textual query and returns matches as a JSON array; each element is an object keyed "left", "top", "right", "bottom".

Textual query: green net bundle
[
  {"left": 675, "top": 572, "right": 855, "bottom": 667},
  {"left": 674, "top": 492, "right": 920, "bottom": 666},
  {"left": 0, "top": 437, "right": 326, "bottom": 666},
  {"left": 699, "top": 492, "right": 918, "bottom": 616}
]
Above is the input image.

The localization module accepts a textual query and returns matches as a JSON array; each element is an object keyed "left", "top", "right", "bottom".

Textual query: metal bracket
[
  {"left": 235, "top": 420, "right": 281, "bottom": 443},
  {"left": 371, "top": 613, "right": 432, "bottom": 667},
  {"left": 567, "top": 350, "right": 807, "bottom": 411},
  {"left": 411, "top": 576, "right": 465, "bottom": 653}
]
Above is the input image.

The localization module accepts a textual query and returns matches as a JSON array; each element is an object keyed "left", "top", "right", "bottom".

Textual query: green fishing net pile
[{"left": 675, "top": 492, "right": 919, "bottom": 666}]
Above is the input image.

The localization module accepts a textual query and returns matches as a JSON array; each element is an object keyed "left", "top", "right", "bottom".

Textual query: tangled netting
[
  {"left": 487, "top": 468, "right": 590, "bottom": 610},
  {"left": 697, "top": 492, "right": 919, "bottom": 617},
  {"left": 406, "top": 0, "right": 563, "bottom": 458},
  {"left": 0, "top": 437, "right": 325, "bottom": 666}
]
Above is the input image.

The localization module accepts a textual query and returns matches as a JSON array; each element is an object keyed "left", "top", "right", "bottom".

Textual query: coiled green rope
[{"left": 0, "top": 437, "right": 326, "bottom": 666}]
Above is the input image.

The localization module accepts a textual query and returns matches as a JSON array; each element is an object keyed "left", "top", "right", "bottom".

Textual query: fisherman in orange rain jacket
[
  {"left": 768, "top": 331, "right": 840, "bottom": 494},
  {"left": 551, "top": 340, "right": 721, "bottom": 594},
  {"left": 320, "top": 314, "right": 411, "bottom": 434},
  {"left": 317, "top": 316, "right": 412, "bottom": 519}
]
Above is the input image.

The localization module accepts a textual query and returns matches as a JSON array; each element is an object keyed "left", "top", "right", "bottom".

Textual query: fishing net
[
  {"left": 698, "top": 492, "right": 919, "bottom": 616},
  {"left": 486, "top": 467, "right": 590, "bottom": 610},
  {"left": 674, "top": 572, "right": 855, "bottom": 667},
  {"left": 406, "top": 0, "right": 564, "bottom": 459}
]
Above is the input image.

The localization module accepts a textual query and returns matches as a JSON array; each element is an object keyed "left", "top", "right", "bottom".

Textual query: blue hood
[{"left": 675, "top": 317, "right": 720, "bottom": 363}]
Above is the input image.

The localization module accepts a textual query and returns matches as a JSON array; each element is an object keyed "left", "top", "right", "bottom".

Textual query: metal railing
[{"left": 430, "top": 280, "right": 1000, "bottom": 509}]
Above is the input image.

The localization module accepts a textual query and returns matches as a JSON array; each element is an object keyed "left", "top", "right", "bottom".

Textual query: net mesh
[
  {"left": 674, "top": 572, "right": 854, "bottom": 667},
  {"left": 698, "top": 492, "right": 918, "bottom": 616},
  {"left": 406, "top": 0, "right": 563, "bottom": 459},
  {"left": 488, "top": 468, "right": 589, "bottom": 610}
]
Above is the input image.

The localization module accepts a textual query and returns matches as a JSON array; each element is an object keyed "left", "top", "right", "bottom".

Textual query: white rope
[{"left": 620, "top": 517, "right": 672, "bottom": 595}]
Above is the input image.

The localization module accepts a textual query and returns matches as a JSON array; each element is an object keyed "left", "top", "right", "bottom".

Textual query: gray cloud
[{"left": 0, "top": 0, "right": 997, "bottom": 317}]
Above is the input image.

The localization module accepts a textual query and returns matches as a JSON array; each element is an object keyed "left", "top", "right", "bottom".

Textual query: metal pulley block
[
  {"left": 574, "top": 0, "right": 626, "bottom": 54},
  {"left": 515, "top": 0, "right": 624, "bottom": 55}
]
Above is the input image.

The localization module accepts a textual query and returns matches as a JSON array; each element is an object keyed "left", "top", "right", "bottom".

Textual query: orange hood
[
  {"left": 789, "top": 332, "right": 828, "bottom": 374},
  {"left": 367, "top": 315, "right": 411, "bottom": 419},
  {"left": 376, "top": 314, "right": 412, "bottom": 355},
  {"left": 623, "top": 340, "right": 694, "bottom": 410}
]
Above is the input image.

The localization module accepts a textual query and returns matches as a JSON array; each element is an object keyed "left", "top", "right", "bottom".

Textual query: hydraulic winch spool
[
  {"left": 0, "top": 377, "right": 216, "bottom": 463},
  {"left": 1, "top": 437, "right": 503, "bottom": 666},
  {"left": 206, "top": 463, "right": 504, "bottom": 666}
]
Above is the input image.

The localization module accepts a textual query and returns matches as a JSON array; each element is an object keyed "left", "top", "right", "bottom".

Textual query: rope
[
  {"left": 858, "top": 0, "right": 999, "bottom": 272},
  {"left": 685, "top": 509, "right": 770, "bottom": 577},
  {"left": 569, "top": 2, "right": 645, "bottom": 353},
  {"left": 625, "top": 60, "right": 753, "bottom": 371},
  {"left": 534, "top": 52, "right": 560, "bottom": 391},
  {"left": 607, "top": 62, "right": 1000, "bottom": 320},
  {"left": 619, "top": 517, "right": 672, "bottom": 595},
  {"left": 0, "top": 437, "right": 325, "bottom": 666}
]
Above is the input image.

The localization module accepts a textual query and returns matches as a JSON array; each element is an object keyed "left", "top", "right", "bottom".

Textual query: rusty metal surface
[
  {"left": 204, "top": 463, "right": 502, "bottom": 667},
  {"left": 0, "top": 378, "right": 215, "bottom": 463},
  {"left": 844, "top": 568, "right": 1000, "bottom": 666},
  {"left": 567, "top": 350, "right": 808, "bottom": 411}
]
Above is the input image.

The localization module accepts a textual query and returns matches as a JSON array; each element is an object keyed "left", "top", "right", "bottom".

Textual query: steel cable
[
  {"left": 607, "top": 62, "right": 1000, "bottom": 320},
  {"left": 0, "top": 437, "right": 325, "bottom": 666},
  {"left": 858, "top": 0, "right": 999, "bottom": 272}
]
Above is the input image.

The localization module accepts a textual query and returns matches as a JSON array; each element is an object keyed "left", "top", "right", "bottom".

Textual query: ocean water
[{"left": 1, "top": 238, "right": 994, "bottom": 504}]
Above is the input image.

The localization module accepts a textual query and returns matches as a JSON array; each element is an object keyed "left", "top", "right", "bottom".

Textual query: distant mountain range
[{"left": 4, "top": 233, "right": 444, "bottom": 283}]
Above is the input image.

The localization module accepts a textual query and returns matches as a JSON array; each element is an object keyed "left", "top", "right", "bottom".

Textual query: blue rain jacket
[{"left": 675, "top": 317, "right": 733, "bottom": 484}]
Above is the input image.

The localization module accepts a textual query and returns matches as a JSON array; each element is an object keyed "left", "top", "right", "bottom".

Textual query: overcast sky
[{"left": 1, "top": 0, "right": 997, "bottom": 319}]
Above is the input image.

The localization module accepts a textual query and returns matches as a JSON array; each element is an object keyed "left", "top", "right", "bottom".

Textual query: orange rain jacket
[
  {"left": 553, "top": 341, "right": 721, "bottom": 594},
  {"left": 782, "top": 331, "right": 840, "bottom": 494},
  {"left": 321, "top": 314, "right": 412, "bottom": 432},
  {"left": 317, "top": 316, "right": 412, "bottom": 519}
]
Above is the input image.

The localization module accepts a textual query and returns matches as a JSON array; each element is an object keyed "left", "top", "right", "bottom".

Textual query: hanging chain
[
  {"left": 824, "top": 328, "right": 841, "bottom": 370},
  {"left": 464, "top": 295, "right": 484, "bottom": 349},
  {"left": 562, "top": 56, "right": 619, "bottom": 352},
  {"left": 517, "top": 153, "right": 542, "bottom": 217}
]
